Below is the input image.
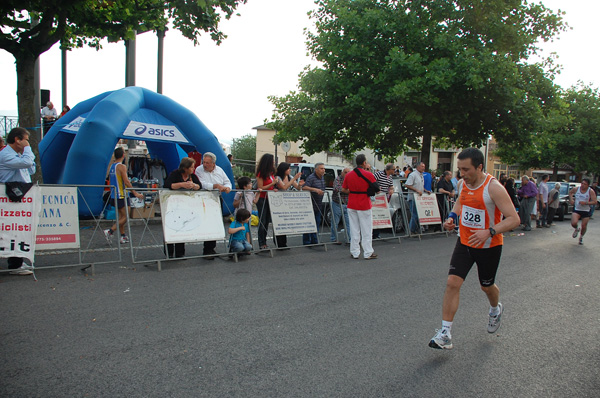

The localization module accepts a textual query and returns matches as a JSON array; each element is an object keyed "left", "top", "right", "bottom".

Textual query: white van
[{"left": 289, "top": 163, "right": 346, "bottom": 189}]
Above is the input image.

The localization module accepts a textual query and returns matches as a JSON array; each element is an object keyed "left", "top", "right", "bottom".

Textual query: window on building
[{"left": 437, "top": 152, "right": 452, "bottom": 172}]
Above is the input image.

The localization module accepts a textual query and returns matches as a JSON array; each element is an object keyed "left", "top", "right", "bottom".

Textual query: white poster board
[
  {"left": 268, "top": 191, "right": 317, "bottom": 235},
  {"left": 36, "top": 186, "right": 80, "bottom": 249},
  {"left": 372, "top": 193, "right": 393, "bottom": 229},
  {"left": 0, "top": 185, "right": 42, "bottom": 263},
  {"left": 160, "top": 190, "right": 225, "bottom": 244},
  {"left": 414, "top": 193, "right": 442, "bottom": 225}
]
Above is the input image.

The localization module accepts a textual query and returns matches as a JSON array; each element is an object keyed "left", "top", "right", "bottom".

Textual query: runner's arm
[
  {"left": 466, "top": 180, "right": 520, "bottom": 246},
  {"left": 588, "top": 189, "right": 597, "bottom": 205},
  {"left": 568, "top": 187, "right": 576, "bottom": 204},
  {"left": 117, "top": 163, "right": 143, "bottom": 199}
]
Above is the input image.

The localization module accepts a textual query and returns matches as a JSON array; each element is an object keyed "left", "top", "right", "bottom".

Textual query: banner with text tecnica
[{"left": 36, "top": 186, "right": 80, "bottom": 249}]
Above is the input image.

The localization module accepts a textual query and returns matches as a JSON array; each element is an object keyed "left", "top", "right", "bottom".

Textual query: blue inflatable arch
[{"left": 39, "top": 87, "right": 235, "bottom": 216}]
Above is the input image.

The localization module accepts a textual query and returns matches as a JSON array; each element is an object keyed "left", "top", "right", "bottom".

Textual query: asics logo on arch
[{"left": 123, "top": 121, "right": 189, "bottom": 144}]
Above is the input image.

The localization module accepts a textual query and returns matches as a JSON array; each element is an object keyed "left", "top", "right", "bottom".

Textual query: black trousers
[
  {"left": 7, "top": 257, "right": 24, "bottom": 269},
  {"left": 203, "top": 240, "right": 217, "bottom": 254},
  {"left": 167, "top": 243, "right": 185, "bottom": 258}
]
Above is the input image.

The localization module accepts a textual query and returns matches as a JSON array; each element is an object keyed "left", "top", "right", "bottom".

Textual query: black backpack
[{"left": 351, "top": 167, "right": 380, "bottom": 196}]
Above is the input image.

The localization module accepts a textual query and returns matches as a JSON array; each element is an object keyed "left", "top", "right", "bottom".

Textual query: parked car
[
  {"left": 547, "top": 181, "right": 580, "bottom": 221},
  {"left": 289, "top": 163, "right": 346, "bottom": 189}
]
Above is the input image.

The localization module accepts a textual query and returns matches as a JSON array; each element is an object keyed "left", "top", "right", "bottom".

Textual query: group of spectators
[
  {"left": 7, "top": 127, "right": 594, "bottom": 269},
  {"left": 498, "top": 173, "right": 599, "bottom": 234},
  {"left": 502, "top": 173, "right": 559, "bottom": 231},
  {"left": 102, "top": 149, "right": 600, "bottom": 261}
]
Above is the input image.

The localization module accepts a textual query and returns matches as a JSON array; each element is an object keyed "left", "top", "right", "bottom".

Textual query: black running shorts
[
  {"left": 449, "top": 238, "right": 502, "bottom": 287},
  {"left": 573, "top": 210, "right": 591, "bottom": 219}
]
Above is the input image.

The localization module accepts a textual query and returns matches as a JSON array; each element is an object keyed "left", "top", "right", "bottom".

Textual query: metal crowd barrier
[
  {"left": 123, "top": 188, "right": 338, "bottom": 269},
  {"left": 2, "top": 184, "right": 460, "bottom": 276},
  {"left": 124, "top": 187, "right": 231, "bottom": 269},
  {"left": 404, "top": 192, "right": 452, "bottom": 240}
]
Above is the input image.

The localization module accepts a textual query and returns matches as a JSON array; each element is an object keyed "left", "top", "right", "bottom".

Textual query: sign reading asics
[{"left": 123, "top": 121, "right": 189, "bottom": 144}]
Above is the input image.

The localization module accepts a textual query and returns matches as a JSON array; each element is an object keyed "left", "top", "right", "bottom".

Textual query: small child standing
[
  {"left": 233, "top": 176, "right": 260, "bottom": 215},
  {"left": 229, "top": 208, "right": 253, "bottom": 254}
]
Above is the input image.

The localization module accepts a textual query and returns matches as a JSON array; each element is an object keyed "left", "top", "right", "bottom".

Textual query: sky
[{"left": 0, "top": 0, "right": 598, "bottom": 144}]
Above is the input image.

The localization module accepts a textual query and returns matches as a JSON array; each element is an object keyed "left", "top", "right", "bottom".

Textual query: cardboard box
[{"left": 129, "top": 204, "right": 155, "bottom": 219}]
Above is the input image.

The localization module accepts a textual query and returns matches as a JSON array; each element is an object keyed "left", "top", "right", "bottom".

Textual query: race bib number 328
[{"left": 461, "top": 205, "right": 485, "bottom": 229}]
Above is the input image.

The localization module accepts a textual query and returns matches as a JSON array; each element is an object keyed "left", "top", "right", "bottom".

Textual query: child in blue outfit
[{"left": 228, "top": 208, "right": 253, "bottom": 254}]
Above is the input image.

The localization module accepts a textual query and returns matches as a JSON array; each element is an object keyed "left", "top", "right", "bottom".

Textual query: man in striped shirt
[{"left": 373, "top": 164, "right": 395, "bottom": 238}]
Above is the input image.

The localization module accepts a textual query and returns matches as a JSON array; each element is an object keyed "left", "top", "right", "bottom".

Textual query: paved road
[{"left": 1, "top": 219, "right": 599, "bottom": 397}]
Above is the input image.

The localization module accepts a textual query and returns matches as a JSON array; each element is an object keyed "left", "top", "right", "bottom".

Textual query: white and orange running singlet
[{"left": 457, "top": 174, "right": 503, "bottom": 248}]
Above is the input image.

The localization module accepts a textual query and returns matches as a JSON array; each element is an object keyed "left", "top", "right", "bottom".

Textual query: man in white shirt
[
  {"left": 0, "top": 128, "right": 36, "bottom": 275},
  {"left": 405, "top": 162, "right": 430, "bottom": 235},
  {"left": 194, "top": 152, "right": 232, "bottom": 259},
  {"left": 195, "top": 152, "right": 232, "bottom": 193},
  {"left": 41, "top": 101, "right": 58, "bottom": 135}
]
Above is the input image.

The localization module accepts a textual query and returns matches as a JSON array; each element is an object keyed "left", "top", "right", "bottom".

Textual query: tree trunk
[
  {"left": 421, "top": 130, "right": 432, "bottom": 170},
  {"left": 552, "top": 162, "right": 558, "bottom": 181},
  {"left": 16, "top": 53, "right": 43, "bottom": 183}
]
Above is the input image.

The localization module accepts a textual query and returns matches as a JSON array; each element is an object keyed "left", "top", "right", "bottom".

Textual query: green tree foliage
[
  {"left": 0, "top": 0, "right": 246, "bottom": 181},
  {"left": 267, "top": 0, "right": 566, "bottom": 166},
  {"left": 494, "top": 84, "right": 600, "bottom": 177},
  {"left": 231, "top": 133, "right": 256, "bottom": 174},
  {"left": 563, "top": 85, "right": 600, "bottom": 175}
]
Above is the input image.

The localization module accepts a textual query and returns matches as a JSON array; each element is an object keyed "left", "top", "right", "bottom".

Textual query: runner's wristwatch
[{"left": 489, "top": 227, "right": 496, "bottom": 237}]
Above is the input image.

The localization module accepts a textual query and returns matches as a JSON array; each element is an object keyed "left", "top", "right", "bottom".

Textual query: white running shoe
[
  {"left": 10, "top": 265, "right": 33, "bottom": 275},
  {"left": 579, "top": 237, "right": 583, "bottom": 245},
  {"left": 429, "top": 329, "right": 453, "bottom": 350},
  {"left": 103, "top": 229, "right": 113, "bottom": 242},
  {"left": 488, "top": 303, "right": 503, "bottom": 333},
  {"left": 572, "top": 227, "right": 580, "bottom": 238},
  {"left": 120, "top": 235, "right": 130, "bottom": 244}
]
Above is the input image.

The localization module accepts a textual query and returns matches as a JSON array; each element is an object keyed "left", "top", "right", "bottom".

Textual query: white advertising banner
[
  {"left": 62, "top": 116, "right": 86, "bottom": 132},
  {"left": 160, "top": 190, "right": 225, "bottom": 244},
  {"left": 372, "top": 193, "right": 393, "bottom": 229},
  {"left": 36, "top": 186, "right": 80, "bottom": 249},
  {"left": 268, "top": 191, "right": 317, "bottom": 235},
  {"left": 0, "top": 185, "right": 42, "bottom": 263},
  {"left": 414, "top": 193, "right": 442, "bottom": 225},
  {"left": 123, "top": 121, "right": 189, "bottom": 144}
]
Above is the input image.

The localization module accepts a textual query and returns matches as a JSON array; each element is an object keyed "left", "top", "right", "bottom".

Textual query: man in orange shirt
[{"left": 429, "top": 148, "right": 520, "bottom": 350}]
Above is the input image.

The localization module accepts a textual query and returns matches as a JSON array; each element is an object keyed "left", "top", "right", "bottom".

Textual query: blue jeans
[
  {"left": 409, "top": 200, "right": 420, "bottom": 234},
  {"left": 330, "top": 201, "right": 351, "bottom": 242},
  {"left": 303, "top": 207, "right": 322, "bottom": 245},
  {"left": 230, "top": 239, "right": 252, "bottom": 253}
]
